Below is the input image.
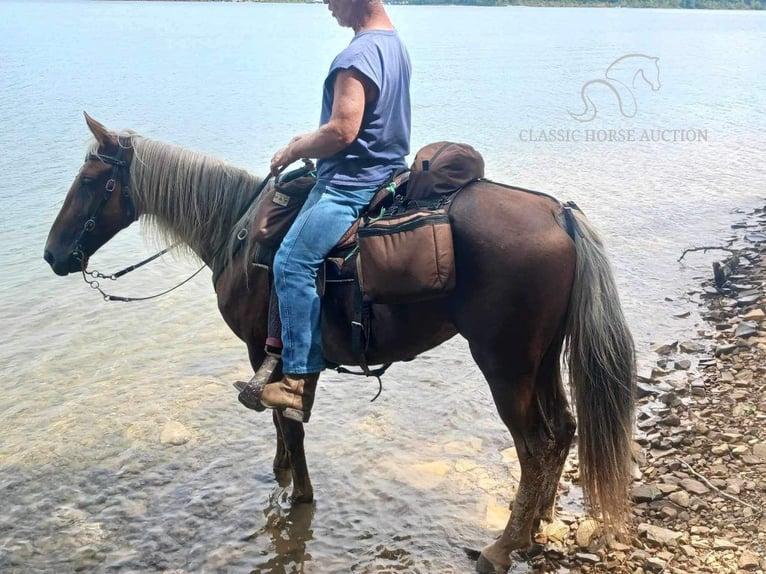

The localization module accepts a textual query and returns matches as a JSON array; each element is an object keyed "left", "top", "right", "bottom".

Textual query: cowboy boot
[
  {"left": 233, "top": 353, "right": 282, "bottom": 412},
  {"left": 260, "top": 373, "right": 320, "bottom": 423}
]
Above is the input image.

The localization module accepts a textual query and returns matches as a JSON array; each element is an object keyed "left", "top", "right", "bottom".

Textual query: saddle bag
[
  {"left": 406, "top": 141, "right": 484, "bottom": 201},
  {"left": 251, "top": 161, "right": 316, "bottom": 247},
  {"left": 356, "top": 206, "right": 456, "bottom": 304}
]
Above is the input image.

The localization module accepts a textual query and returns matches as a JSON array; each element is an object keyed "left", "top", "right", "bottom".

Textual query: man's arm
[{"left": 270, "top": 68, "right": 377, "bottom": 175}]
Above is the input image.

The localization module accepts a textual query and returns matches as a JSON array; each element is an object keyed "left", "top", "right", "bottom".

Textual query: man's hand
[{"left": 270, "top": 135, "right": 305, "bottom": 176}]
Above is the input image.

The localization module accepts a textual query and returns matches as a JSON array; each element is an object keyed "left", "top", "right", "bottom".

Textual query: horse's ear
[{"left": 84, "top": 112, "right": 114, "bottom": 147}]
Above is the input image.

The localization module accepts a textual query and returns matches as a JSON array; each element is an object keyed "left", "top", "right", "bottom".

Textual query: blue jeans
[{"left": 273, "top": 180, "right": 378, "bottom": 374}]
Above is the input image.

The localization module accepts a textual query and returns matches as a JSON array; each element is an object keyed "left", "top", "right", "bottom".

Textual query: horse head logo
[{"left": 569, "top": 54, "right": 661, "bottom": 123}]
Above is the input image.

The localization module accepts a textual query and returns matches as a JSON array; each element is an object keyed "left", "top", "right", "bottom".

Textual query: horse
[{"left": 44, "top": 114, "right": 636, "bottom": 573}]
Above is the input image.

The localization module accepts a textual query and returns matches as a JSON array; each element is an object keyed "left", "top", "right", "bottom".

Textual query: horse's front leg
[
  {"left": 272, "top": 410, "right": 292, "bottom": 485},
  {"left": 274, "top": 410, "right": 313, "bottom": 504}
]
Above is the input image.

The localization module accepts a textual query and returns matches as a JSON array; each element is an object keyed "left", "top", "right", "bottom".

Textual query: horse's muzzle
[{"left": 44, "top": 248, "right": 81, "bottom": 276}]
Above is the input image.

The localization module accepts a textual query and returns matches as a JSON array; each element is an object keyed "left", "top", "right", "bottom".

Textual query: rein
[
  {"left": 79, "top": 244, "right": 206, "bottom": 303},
  {"left": 75, "top": 139, "right": 205, "bottom": 303}
]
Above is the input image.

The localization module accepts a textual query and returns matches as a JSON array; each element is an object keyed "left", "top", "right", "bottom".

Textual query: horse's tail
[{"left": 563, "top": 205, "right": 636, "bottom": 534}]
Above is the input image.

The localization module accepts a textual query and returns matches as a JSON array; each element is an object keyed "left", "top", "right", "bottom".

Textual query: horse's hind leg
[
  {"left": 531, "top": 338, "right": 576, "bottom": 526},
  {"left": 470, "top": 341, "right": 574, "bottom": 574}
]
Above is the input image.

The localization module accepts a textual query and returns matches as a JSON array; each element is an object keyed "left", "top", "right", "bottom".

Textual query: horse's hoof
[
  {"left": 476, "top": 553, "right": 508, "bottom": 574},
  {"left": 290, "top": 492, "right": 314, "bottom": 505},
  {"left": 273, "top": 466, "right": 292, "bottom": 487},
  {"left": 516, "top": 543, "right": 544, "bottom": 559}
]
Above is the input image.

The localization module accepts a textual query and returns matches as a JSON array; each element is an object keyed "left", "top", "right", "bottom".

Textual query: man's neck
[{"left": 354, "top": 3, "right": 394, "bottom": 33}]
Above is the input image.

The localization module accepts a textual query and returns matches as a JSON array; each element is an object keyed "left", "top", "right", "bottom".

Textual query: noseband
[{"left": 72, "top": 138, "right": 136, "bottom": 262}]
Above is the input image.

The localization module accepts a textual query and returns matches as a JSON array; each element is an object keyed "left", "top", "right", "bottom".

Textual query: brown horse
[{"left": 44, "top": 114, "right": 636, "bottom": 573}]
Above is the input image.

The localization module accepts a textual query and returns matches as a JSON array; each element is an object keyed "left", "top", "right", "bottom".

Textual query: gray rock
[
  {"left": 735, "top": 321, "right": 758, "bottom": 338},
  {"left": 660, "top": 506, "right": 677, "bottom": 519},
  {"left": 715, "top": 344, "right": 737, "bottom": 357},
  {"left": 679, "top": 478, "right": 710, "bottom": 495},
  {"left": 680, "top": 340, "right": 705, "bottom": 353},
  {"left": 644, "top": 557, "right": 667, "bottom": 573},
  {"left": 575, "top": 553, "right": 600, "bottom": 564},
  {"left": 691, "top": 382, "right": 706, "bottom": 397},
  {"left": 659, "top": 414, "right": 681, "bottom": 427},
  {"left": 631, "top": 484, "right": 663, "bottom": 503},
  {"left": 638, "top": 523, "right": 683, "bottom": 547},
  {"left": 753, "top": 442, "right": 766, "bottom": 460},
  {"left": 674, "top": 359, "right": 692, "bottom": 370},
  {"left": 737, "top": 294, "right": 760, "bottom": 306},
  {"left": 654, "top": 341, "right": 678, "bottom": 356},
  {"left": 636, "top": 381, "right": 660, "bottom": 398}
]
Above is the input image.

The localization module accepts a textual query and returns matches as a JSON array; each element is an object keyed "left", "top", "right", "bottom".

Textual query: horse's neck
[{"left": 130, "top": 137, "right": 262, "bottom": 268}]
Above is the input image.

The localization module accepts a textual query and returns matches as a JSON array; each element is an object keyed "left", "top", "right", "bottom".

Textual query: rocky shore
[{"left": 525, "top": 207, "right": 766, "bottom": 573}]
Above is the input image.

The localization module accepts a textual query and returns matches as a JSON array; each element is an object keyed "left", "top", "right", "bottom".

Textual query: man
[{"left": 237, "top": 0, "right": 411, "bottom": 423}]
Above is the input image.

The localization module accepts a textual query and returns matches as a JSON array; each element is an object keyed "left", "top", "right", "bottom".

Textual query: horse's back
[{"left": 448, "top": 181, "right": 576, "bottom": 351}]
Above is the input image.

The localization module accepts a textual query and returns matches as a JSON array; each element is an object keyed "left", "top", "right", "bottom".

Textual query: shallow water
[{"left": 1, "top": 1, "right": 765, "bottom": 572}]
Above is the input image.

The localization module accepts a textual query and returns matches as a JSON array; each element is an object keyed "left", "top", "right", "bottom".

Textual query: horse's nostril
[{"left": 44, "top": 249, "right": 55, "bottom": 266}]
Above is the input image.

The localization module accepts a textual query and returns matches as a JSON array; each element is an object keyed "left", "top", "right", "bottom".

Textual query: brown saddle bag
[
  {"left": 406, "top": 141, "right": 484, "bottom": 201},
  {"left": 356, "top": 205, "right": 455, "bottom": 304},
  {"left": 251, "top": 161, "right": 317, "bottom": 248}
]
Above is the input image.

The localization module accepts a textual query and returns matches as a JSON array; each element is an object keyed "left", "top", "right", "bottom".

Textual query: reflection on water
[{"left": 248, "top": 494, "right": 316, "bottom": 574}]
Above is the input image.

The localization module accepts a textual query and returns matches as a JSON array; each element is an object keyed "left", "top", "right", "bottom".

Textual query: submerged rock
[{"left": 160, "top": 421, "right": 191, "bottom": 446}]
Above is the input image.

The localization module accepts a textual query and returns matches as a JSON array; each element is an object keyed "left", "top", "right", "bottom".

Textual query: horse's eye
[{"left": 80, "top": 177, "right": 94, "bottom": 187}]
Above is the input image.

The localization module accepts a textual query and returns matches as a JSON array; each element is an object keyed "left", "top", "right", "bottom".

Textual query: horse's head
[{"left": 44, "top": 113, "right": 138, "bottom": 276}]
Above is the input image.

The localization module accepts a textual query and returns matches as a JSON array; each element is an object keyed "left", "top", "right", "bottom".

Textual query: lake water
[{"left": 1, "top": 1, "right": 765, "bottom": 572}]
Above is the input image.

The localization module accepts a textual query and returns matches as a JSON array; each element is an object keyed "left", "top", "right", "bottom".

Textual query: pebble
[
  {"left": 674, "top": 359, "right": 691, "bottom": 370},
  {"left": 638, "top": 523, "right": 684, "bottom": 548},
  {"left": 753, "top": 442, "right": 766, "bottom": 460},
  {"left": 739, "top": 550, "right": 760, "bottom": 570},
  {"left": 712, "top": 538, "right": 738, "bottom": 551},
  {"left": 680, "top": 340, "right": 705, "bottom": 353},
  {"left": 668, "top": 490, "right": 690, "bottom": 507}
]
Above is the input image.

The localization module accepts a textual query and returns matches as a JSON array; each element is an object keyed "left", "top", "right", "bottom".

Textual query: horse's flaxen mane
[{"left": 90, "top": 135, "right": 265, "bottom": 268}]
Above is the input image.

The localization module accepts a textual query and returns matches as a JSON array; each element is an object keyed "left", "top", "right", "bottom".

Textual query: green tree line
[{"left": 393, "top": 0, "right": 763, "bottom": 7}]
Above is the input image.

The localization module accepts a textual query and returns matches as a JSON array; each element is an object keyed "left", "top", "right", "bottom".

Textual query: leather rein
[{"left": 74, "top": 140, "right": 205, "bottom": 302}]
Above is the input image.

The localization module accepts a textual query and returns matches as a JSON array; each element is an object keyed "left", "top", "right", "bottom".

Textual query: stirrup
[
  {"left": 234, "top": 354, "right": 281, "bottom": 412},
  {"left": 283, "top": 406, "right": 312, "bottom": 424}
]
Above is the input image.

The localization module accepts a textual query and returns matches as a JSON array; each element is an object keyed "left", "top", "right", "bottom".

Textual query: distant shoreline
[{"left": 116, "top": 0, "right": 765, "bottom": 9}]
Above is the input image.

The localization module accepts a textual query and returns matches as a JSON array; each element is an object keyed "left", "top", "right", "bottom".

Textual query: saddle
[{"left": 245, "top": 141, "right": 484, "bottom": 370}]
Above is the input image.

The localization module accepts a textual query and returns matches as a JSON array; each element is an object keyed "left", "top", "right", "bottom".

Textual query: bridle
[
  {"left": 71, "top": 137, "right": 136, "bottom": 263},
  {"left": 73, "top": 137, "right": 204, "bottom": 302}
]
